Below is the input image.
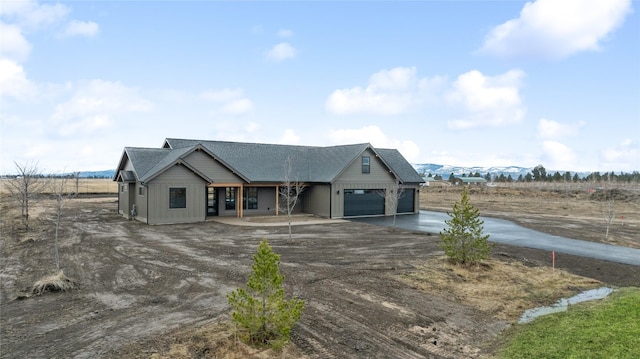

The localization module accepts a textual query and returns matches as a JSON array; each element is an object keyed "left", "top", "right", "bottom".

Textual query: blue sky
[{"left": 1, "top": 0, "right": 638, "bottom": 174}]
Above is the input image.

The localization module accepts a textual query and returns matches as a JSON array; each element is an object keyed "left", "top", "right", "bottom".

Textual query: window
[
  {"left": 169, "top": 188, "right": 186, "bottom": 208},
  {"left": 243, "top": 187, "right": 258, "bottom": 209},
  {"left": 225, "top": 187, "right": 236, "bottom": 210},
  {"left": 138, "top": 187, "right": 145, "bottom": 196},
  {"left": 362, "top": 156, "right": 370, "bottom": 174}
]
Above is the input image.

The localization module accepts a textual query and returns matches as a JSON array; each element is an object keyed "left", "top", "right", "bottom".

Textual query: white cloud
[
  {"left": 446, "top": 69, "right": 525, "bottom": 129},
  {"left": 278, "top": 129, "right": 301, "bottom": 144},
  {"left": 478, "top": 0, "right": 633, "bottom": 60},
  {"left": 329, "top": 125, "right": 420, "bottom": 162},
  {"left": 0, "top": 22, "right": 32, "bottom": 61},
  {"left": 51, "top": 80, "right": 153, "bottom": 136},
  {"left": 265, "top": 42, "right": 296, "bottom": 62},
  {"left": 278, "top": 29, "right": 293, "bottom": 38},
  {"left": 245, "top": 122, "right": 260, "bottom": 133},
  {"left": 0, "top": 58, "right": 36, "bottom": 100},
  {"left": 325, "top": 67, "right": 444, "bottom": 115},
  {"left": 1, "top": 0, "right": 69, "bottom": 30},
  {"left": 199, "top": 88, "right": 253, "bottom": 115},
  {"left": 222, "top": 99, "right": 253, "bottom": 115},
  {"left": 537, "top": 118, "right": 585, "bottom": 139},
  {"left": 541, "top": 140, "right": 577, "bottom": 169},
  {"left": 600, "top": 139, "right": 639, "bottom": 171},
  {"left": 63, "top": 20, "right": 99, "bottom": 37}
]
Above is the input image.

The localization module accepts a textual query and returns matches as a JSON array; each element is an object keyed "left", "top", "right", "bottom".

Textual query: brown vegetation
[
  {"left": 0, "top": 178, "right": 117, "bottom": 195},
  {"left": 30, "top": 271, "right": 78, "bottom": 296}
]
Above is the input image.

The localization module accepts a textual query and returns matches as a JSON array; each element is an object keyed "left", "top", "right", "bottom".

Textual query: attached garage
[
  {"left": 344, "top": 189, "right": 385, "bottom": 217},
  {"left": 397, "top": 189, "right": 415, "bottom": 213}
]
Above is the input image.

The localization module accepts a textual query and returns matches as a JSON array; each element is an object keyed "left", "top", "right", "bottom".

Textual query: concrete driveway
[{"left": 354, "top": 210, "right": 640, "bottom": 266}]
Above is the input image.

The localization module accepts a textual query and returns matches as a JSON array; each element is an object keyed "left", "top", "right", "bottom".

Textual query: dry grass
[
  {"left": 401, "top": 257, "right": 602, "bottom": 321},
  {"left": 117, "top": 321, "right": 306, "bottom": 359},
  {"left": 31, "top": 271, "right": 78, "bottom": 296},
  {"left": 0, "top": 178, "right": 117, "bottom": 195}
]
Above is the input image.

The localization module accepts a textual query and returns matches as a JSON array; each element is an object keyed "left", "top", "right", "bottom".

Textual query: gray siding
[
  {"left": 147, "top": 165, "right": 206, "bottom": 224},
  {"left": 184, "top": 150, "right": 243, "bottom": 183},
  {"left": 118, "top": 183, "right": 129, "bottom": 217},
  {"left": 335, "top": 148, "right": 395, "bottom": 184},
  {"left": 304, "top": 184, "right": 331, "bottom": 218},
  {"left": 134, "top": 182, "right": 148, "bottom": 223},
  {"left": 331, "top": 149, "right": 397, "bottom": 218}
]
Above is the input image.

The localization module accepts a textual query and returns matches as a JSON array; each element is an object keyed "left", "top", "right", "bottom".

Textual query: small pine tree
[
  {"left": 439, "top": 187, "right": 493, "bottom": 265},
  {"left": 227, "top": 239, "right": 304, "bottom": 349}
]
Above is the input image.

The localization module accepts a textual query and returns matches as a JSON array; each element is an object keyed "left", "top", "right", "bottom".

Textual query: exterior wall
[
  {"left": 304, "top": 184, "right": 331, "bottom": 218},
  {"left": 134, "top": 182, "right": 148, "bottom": 223},
  {"left": 146, "top": 165, "right": 207, "bottom": 224},
  {"left": 255, "top": 187, "right": 277, "bottom": 215},
  {"left": 118, "top": 157, "right": 136, "bottom": 218},
  {"left": 184, "top": 150, "right": 243, "bottom": 183},
  {"left": 118, "top": 182, "right": 130, "bottom": 217},
  {"left": 331, "top": 149, "right": 397, "bottom": 218}
]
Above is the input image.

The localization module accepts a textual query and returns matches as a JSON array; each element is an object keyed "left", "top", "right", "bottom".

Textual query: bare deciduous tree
[
  {"left": 601, "top": 174, "right": 616, "bottom": 241},
  {"left": 50, "top": 175, "right": 77, "bottom": 270},
  {"left": 603, "top": 197, "right": 615, "bottom": 241},
  {"left": 279, "top": 156, "right": 305, "bottom": 240},
  {"left": 378, "top": 178, "right": 405, "bottom": 230},
  {"left": 73, "top": 171, "right": 81, "bottom": 194},
  {"left": 5, "top": 161, "right": 45, "bottom": 231}
]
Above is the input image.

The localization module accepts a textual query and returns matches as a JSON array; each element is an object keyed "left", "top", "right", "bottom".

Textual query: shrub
[
  {"left": 31, "top": 271, "right": 77, "bottom": 295},
  {"left": 439, "top": 186, "right": 493, "bottom": 265},
  {"left": 227, "top": 239, "right": 304, "bottom": 349}
]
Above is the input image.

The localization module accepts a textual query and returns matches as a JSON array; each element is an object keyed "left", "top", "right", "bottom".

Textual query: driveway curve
[{"left": 354, "top": 210, "right": 640, "bottom": 266}]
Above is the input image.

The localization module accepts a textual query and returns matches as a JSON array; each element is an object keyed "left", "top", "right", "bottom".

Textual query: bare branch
[
  {"left": 4, "top": 161, "right": 46, "bottom": 231},
  {"left": 279, "top": 156, "right": 306, "bottom": 240}
]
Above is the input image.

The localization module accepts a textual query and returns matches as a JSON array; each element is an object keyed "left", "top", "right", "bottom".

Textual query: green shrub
[
  {"left": 227, "top": 239, "right": 304, "bottom": 349},
  {"left": 439, "top": 186, "right": 493, "bottom": 264}
]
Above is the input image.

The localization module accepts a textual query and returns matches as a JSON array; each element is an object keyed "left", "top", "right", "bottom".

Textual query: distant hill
[{"left": 413, "top": 163, "right": 592, "bottom": 180}]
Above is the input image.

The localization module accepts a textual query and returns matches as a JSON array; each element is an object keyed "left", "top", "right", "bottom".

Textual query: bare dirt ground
[{"left": 1, "top": 190, "right": 639, "bottom": 359}]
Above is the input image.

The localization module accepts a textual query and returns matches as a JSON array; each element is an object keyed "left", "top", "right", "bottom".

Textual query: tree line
[{"left": 424, "top": 164, "right": 640, "bottom": 183}]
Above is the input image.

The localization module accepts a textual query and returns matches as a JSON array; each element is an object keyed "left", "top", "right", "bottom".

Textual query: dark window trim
[
  {"left": 169, "top": 187, "right": 187, "bottom": 209},
  {"left": 243, "top": 187, "right": 258, "bottom": 210},
  {"left": 225, "top": 187, "right": 236, "bottom": 210},
  {"left": 362, "top": 156, "right": 370, "bottom": 174}
]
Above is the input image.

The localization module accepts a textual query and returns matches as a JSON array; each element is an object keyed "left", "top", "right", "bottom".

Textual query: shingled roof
[{"left": 116, "top": 138, "right": 424, "bottom": 184}]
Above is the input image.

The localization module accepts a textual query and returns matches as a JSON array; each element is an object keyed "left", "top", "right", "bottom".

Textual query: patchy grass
[
  {"left": 497, "top": 287, "right": 640, "bottom": 359},
  {"left": 31, "top": 271, "right": 77, "bottom": 296},
  {"left": 400, "top": 257, "right": 602, "bottom": 321},
  {"left": 115, "top": 321, "right": 306, "bottom": 359}
]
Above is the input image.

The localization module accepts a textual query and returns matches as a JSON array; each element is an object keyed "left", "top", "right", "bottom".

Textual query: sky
[{"left": 1, "top": 0, "right": 639, "bottom": 175}]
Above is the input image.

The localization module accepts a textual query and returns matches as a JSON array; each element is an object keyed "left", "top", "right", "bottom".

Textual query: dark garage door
[
  {"left": 397, "top": 189, "right": 415, "bottom": 213},
  {"left": 344, "top": 189, "right": 385, "bottom": 217}
]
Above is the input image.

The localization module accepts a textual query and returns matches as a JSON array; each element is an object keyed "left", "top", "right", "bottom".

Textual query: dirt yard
[{"left": 1, "top": 189, "right": 639, "bottom": 358}]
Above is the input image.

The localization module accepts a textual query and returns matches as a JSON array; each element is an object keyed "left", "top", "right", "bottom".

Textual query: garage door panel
[
  {"left": 397, "top": 189, "right": 415, "bottom": 213},
  {"left": 344, "top": 189, "right": 385, "bottom": 217}
]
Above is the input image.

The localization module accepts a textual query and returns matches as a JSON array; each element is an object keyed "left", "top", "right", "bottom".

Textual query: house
[
  {"left": 452, "top": 177, "right": 487, "bottom": 186},
  {"left": 421, "top": 176, "right": 450, "bottom": 187},
  {"left": 113, "top": 138, "right": 425, "bottom": 224}
]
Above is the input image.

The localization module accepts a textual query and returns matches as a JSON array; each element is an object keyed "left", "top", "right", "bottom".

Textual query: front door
[{"left": 206, "top": 187, "right": 218, "bottom": 216}]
